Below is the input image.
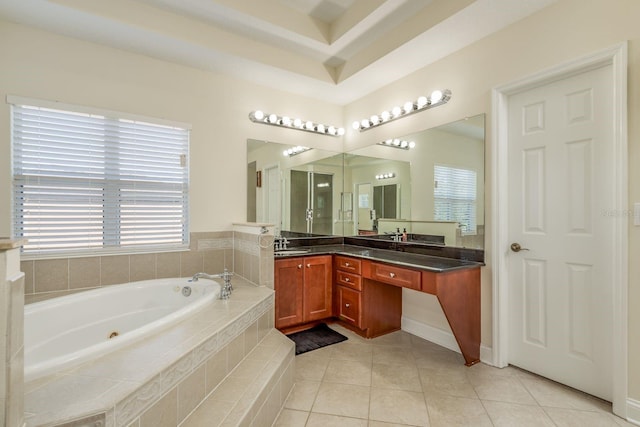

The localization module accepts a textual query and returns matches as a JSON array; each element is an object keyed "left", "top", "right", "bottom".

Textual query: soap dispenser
[{"left": 402, "top": 228, "right": 408, "bottom": 242}]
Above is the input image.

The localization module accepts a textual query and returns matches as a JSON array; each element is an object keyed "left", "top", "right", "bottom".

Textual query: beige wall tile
[
  {"left": 244, "top": 321, "right": 258, "bottom": 354},
  {"left": 100, "top": 255, "right": 130, "bottom": 286},
  {"left": 130, "top": 253, "right": 156, "bottom": 282},
  {"left": 20, "top": 260, "right": 34, "bottom": 294},
  {"left": 140, "top": 387, "right": 177, "bottom": 427},
  {"left": 224, "top": 248, "right": 234, "bottom": 271},
  {"left": 156, "top": 252, "right": 180, "bottom": 278},
  {"left": 203, "top": 249, "right": 225, "bottom": 274},
  {"left": 234, "top": 250, "right": 244, "bottom": 279},
  {"left": 177, "top": 364, "right": 206, "bottom": 422},
  {"left": 34, "top": 259, "right": 69, "bottom": 293},
  {"left": 206, "top": 347, "right": 228, "bottom": 395},
  {"left": 228, "top": 333, "right": 245, "bottom": 372},
  {"left": 69, "top": 257, "right": 100, "bottom": 289},
  {"left": 180, "top": 251, "right": 203, "bottom": 277}
]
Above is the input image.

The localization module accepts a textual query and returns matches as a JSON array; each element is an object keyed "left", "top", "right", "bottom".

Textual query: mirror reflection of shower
[{"left": 290, "top": 171, "right": 333, "bottom": 235}]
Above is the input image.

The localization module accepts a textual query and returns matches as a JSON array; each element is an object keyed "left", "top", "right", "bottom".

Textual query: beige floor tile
[
  {"left": 323, "top": 359, "right": 372, "bottom": 386},
  {"left": 419, "top": 367, "right": 477, "bottom": 399},
  {"left": 519, "top": 376, "right": 611, "bottom": 411},
  {"left": 370, "top": 331, "right": 413, "bottom": 348},
  {"left": 368, "top": 422, "right": 419, "bottom": 427},
  {"left": 331, "top": 342, "right": 374, "bottom": 362},
  {"left": 413, "top": 350, "right": 466, "bottom": 372},
  {"left": 312, "top": 382, "right": 370, "bottom": 419},
  {"left": 372, "top": 363, "right": 422, "bottom": 392},
  {"left": 543, "top": 407, "right": 621, "bottom": 426},
  {"left": 483, "top": 400, "right": 555, "bottom": 427},
  {"left": 284, "top": 380, "right": 321, "bottom": 411},
  {"left": 426, "top": 395, "right": 492, "bottom": 427},
  {"left": 469, "top": 375, "right": 537, "bottom": 405},
  {"left": 372, "top": 346, "right": 416, "bottom": 366},
  {"left": 295, "top": 354, "right": 330, "bottom": 381},
  {"left": 306, "top": 412, "right": 369, "bottom": 426},
  {"left": 369, "top": 388, "right": 429, "bottom": 427},
  {"left": 272, "top": 408, "right": 309, "bottom": 426}
]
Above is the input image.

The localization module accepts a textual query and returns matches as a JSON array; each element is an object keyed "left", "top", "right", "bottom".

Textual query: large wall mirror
[{"left": 246, "top": 113, "right": 485, "bottom": 250}]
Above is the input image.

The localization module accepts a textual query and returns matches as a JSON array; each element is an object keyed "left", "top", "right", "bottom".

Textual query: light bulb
[
  {"left": 328, "top": 126, "right": 336, "bottom": 135},
  {"left": 282, "top": 116, "right": 291, "bottom": 126},
  {"left": 400, "top": 140, "right": 408, "bottom": 148},
  {"left": 430, "top": 90, "right": 443, "bottom": 104},
  {"left": 417, "top": 96, "right": 428, "bottom": 108},
  {"left": 253, "top": 110, "right": 264, "bottom": 121},
  {"left": 403, "top": 101, "right": 414, "bottom": 113},
  {"left": 381, "top": 111, "right": 390, "bottom": 121},
  {"left": 361, "top": 119, "right": 370, "bottom": 128},
  {"left": 268, "top": 114, "right": 277, "bottom": 124},
  {"left": 337, "top": 127, "right": 345, "bottom": 136},
  {"left": 409, "top": 141, "right": 416, "bottom": 149},
  {"left": 352, "top": 121, "right": 360, "bottom": 130},
  {"left": 294, "top": 118, "right": 303, "bottom": 128},
  {"left": 392, "top": 106, "right": 402, "bottom": 117},
  {"left": 316, "top": 124, "right": 325, "bottom": 133},
  {"left": 385, "top": 139, "right": 392, "bottom": 145},
  {"left": 305, "top": 121, "right": 313, "bottom": 130},
  {"left": 392, "top": 139, "right": 400, "bottom": 146},
  {"left": 370, "top": 115, "right": 380, "bottom": 125},
  {"left": 283, "top": 149, "right": 289, "bottom": 156}
]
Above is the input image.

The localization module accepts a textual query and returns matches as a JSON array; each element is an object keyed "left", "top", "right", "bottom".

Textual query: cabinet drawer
[
  {"left": 336, "top": 270, "right": 362, "bottom": 291},
  {"left": 336, "top": 285, "right": 362, "bottom": 328},
  {"left": 369, "top": 262, "right": 421, "bottom": 290},
  {"left": 335, "top": 256, "right": 361, "bottom": 274}
]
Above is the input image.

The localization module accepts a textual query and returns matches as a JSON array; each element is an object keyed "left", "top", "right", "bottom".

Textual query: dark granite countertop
[{"left": 274, "top": 244, "right": 482, "bottom": 273}]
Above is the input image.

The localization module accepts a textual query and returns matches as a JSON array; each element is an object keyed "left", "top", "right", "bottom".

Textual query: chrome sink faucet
[
  {"left": 190, "top": 268, "right": 234, "bottom": 299},
  {"left": 274, "top": 236, "right": 289, "bottom": 251}
]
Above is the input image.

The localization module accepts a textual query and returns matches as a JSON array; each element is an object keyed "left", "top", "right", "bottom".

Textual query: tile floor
[{"left": 273, "top": 324, "right": 635, "bottom": 427}]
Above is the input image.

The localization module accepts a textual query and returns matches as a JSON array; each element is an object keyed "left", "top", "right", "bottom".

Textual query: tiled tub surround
[
  {"left": 20, "top": 230, "right": 272, "bottom": 304},
  {"left": 24, "top": 277, "right": 292, "bottom": 427},
  {"left": 1, "top": 239, "right": 26, "bottom": 427}
]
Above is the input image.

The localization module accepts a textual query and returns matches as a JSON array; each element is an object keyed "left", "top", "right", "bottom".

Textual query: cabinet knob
[
  {"left": 345, "top": 303, "right": 350, "bottom": 308},
  {"left": 307, "top": 263, "right": 311, "bottom": 268},
  {"left": 344, "top": 277, "right": 350, "bottom": 282},
  {"left": 389, "top": 272, "right": 396, "bottom": 278},
  {"left": 345, "top": 262, "right": 350, "bottom": 267},
  {"left": 297, "top": 264, "right": 302, "bottom": 269}
]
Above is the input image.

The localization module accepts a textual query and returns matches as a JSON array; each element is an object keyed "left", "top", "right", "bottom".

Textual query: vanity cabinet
[
  {"left": 274, "top": 255, "right": 332, "bottom": 330},
  {"left": 335, "top": 256, "right": 402, "bottom": 338}
]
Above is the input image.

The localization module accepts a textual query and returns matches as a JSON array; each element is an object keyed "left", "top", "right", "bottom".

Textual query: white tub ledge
[{"left": 24, "top": 276, "right": 293, "bottom": 427}]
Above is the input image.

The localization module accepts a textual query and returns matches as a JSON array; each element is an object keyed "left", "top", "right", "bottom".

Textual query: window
[
  {"left": 10, "top": 97, "right": 190, "bottom": 256},
  {"left": 434, "top": 164, "right": 477, "bottom": 235}
]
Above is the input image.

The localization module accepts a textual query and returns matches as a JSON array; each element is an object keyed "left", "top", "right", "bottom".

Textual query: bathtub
[{"left": 24, "top": 277, "right": 221, "bottom": 382}]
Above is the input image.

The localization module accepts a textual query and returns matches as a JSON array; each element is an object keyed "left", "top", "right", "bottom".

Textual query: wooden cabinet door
[
  {"left": 336, "top": 285, "right": 362, "bottom": 328},
  {"left": 302, "top": 255, "right": 332, "bottom": 322},
  {"left": 274, "top": 258, "right": 304, "bottom": 328}
]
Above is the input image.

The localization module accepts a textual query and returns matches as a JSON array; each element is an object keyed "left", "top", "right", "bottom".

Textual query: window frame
[{"left": 9, "top": 96, "right": 191, "bottom": 259}]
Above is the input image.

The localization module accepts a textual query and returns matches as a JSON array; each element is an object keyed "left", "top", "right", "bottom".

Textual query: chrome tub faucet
[{"left": 190, "top": 268, "right": 234, "bottom": 299}]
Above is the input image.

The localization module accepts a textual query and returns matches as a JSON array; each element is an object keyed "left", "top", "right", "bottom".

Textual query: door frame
[{"left": 491, "top": 43, "right": 628, "bottom": 416}]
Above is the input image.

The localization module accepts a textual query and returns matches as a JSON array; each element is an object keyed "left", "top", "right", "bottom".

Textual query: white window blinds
[
  {"left": 11, "top": 99, "right": 190, "bottom": 256},
  {"left": 434, "top": 165, "right": 477, "bottom": 235}
]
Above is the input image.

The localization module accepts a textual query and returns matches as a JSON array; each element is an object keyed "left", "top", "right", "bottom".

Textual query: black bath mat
[{"left": 287, "top": 323, "right": 348, "bottom": 355}]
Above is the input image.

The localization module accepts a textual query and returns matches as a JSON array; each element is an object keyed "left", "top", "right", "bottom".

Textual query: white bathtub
[{"left": 24, "top": 277, "right": 221, "bottom": 382}]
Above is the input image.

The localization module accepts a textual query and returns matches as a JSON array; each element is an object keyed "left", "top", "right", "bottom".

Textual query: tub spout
[{"left": 191, "top": 269, "right": 234, "bottom": 299}]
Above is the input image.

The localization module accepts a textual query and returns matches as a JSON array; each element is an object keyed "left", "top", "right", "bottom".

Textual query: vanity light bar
[
  {"left": 352, "top": 89, "right": 452, "bottom": 132},
  {"left": 249, "top": 110, "right": 345, "bottom": 137},
  {"left": 375, "top": 172, "right": 395, "bottom": 180},
  {"left": 378, "top": 139, "right": 416, "bottom": 150},
  {"left": 283, "top": 146, "right": 311, "bottom": 157}
]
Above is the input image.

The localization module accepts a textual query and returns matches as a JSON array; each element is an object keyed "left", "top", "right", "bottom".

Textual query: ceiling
[{"left": 0, "top": 0, "right": 556, "bottom": 104}]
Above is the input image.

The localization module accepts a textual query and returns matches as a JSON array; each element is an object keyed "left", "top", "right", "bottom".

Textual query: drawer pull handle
[
  {"left": 297, "top": 264, "right": 302, "bottom": 269},
  {"left": 344, "top": 277, "right": 350, "bottom": 282},
  {"left": 345, "top": 303, "right": 350, "bottom": 308},
  {"left": 389, "top": 272, "right": 396, "bottom": 278}
]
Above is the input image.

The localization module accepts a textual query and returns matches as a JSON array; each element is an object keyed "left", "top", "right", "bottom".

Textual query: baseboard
[
  {"left": 401, "top": 316, "right": 493, "bottom": 365},
  {"left": 627, "top": 398, "right": 640, "bottom": 426}
]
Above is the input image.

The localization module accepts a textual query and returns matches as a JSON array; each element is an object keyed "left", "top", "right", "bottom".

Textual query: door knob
[{"left": 510, "top": 243, "right": 530, "bottom": 252}]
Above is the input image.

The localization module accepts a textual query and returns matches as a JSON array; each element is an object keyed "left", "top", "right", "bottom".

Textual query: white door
[
  {"left": 507, "top": 64, "right": 614, "bottom": 400},
  {"left": 264, "top": 165, "right": 280, "bottom": 230}
]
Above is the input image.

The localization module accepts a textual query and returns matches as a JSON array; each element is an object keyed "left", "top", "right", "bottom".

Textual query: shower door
[{"left": 290, "top": 170, "right": 333, "bottom": 235}]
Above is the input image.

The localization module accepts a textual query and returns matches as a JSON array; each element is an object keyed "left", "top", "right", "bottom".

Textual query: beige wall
[
  {"left": 1, "top": 0, "right": 639, "bottom": 402},
  {"left": 343, "top": 0, "right": 640, "bottom": 401}
]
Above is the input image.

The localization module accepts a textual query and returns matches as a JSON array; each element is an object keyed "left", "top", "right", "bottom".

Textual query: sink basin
[{"left": 274, "top": 249, "right": 310, "bottom": 256}]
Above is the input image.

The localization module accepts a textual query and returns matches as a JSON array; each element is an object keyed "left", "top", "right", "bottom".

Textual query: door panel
[{"left": 507, "top": 64, "right": 613, "bottom": 400}]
